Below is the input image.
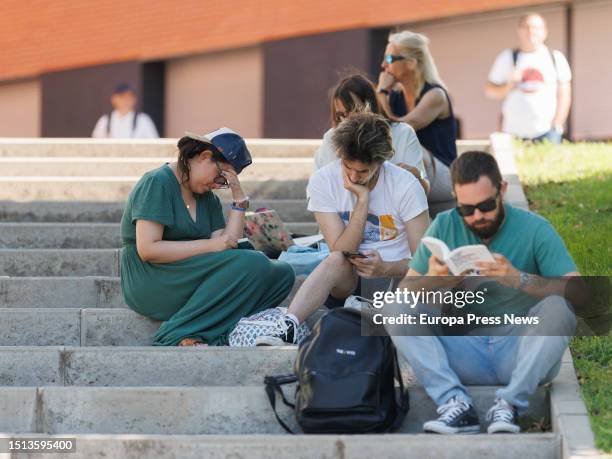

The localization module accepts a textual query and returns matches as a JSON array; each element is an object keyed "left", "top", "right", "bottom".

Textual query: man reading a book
[
  {"left": 255, "top": 111, "right": 430, "bottom": 346},
  {"left": 389, "top": 150, "right": 579, "bottom": 434}
]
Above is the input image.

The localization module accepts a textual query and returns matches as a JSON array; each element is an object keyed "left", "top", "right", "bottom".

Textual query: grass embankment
[{"left": 515, "top": 142, "right": 611, "bottom": 452}]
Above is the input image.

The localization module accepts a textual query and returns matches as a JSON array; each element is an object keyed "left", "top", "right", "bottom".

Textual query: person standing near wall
[
  {"left": 92, "top": 83, "right": 159, "bottom": 138},
  {"left": 485, "top": 13, "right": 572, "bottom": 143}
]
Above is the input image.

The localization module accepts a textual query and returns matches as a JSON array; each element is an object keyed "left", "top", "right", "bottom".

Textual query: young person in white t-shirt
[
  {"left": 256, "top": 112, "right": 429, "bottom": 346},
  {"left": 485, "top": 13, "right": 571, "bottom": 142},
  {"left": 92, "top": 83, "right": 159, "bottom": 139},
  {"left": 315, "top": 74, "right": 429, "bottom": 195}
]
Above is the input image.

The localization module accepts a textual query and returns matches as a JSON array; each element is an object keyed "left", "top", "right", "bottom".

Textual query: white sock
[{"left": 286, "top": 313, "right": 300, "bottom": 326}]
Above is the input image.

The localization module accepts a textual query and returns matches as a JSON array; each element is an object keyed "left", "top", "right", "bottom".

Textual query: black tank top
[{"left": 389, "top": 83, "right": 457, "bottom": 167}]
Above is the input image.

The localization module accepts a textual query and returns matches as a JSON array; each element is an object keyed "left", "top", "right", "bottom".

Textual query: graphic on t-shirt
[
  {"left": 339, "top": 211, "right": 399, "bottom": 242},
  {"left": 520, "top": 68, "right": 545, "bottom": 93}
]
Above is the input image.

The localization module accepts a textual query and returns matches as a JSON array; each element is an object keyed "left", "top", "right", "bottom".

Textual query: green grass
[{"left": 515, "top": 141, "right": 611, "bottom": 452}]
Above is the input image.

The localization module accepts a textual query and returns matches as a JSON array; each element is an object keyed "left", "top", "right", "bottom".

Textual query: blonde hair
[{"left": 388, "top": 30, "right": 446, "bottom": 91}]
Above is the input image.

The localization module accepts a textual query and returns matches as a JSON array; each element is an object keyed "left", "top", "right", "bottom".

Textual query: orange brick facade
[{"left": 1, "top": 0, "right": 559, "bottom": 82}]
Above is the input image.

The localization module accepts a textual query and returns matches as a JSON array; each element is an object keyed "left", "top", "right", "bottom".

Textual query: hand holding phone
[{"left": 342, "top": 251, "right": 368, "bottom": 259}]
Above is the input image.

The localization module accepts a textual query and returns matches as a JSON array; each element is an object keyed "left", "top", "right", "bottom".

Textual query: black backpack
[{"left": 264, "top": 308, "right": 409, "bottom": 434}]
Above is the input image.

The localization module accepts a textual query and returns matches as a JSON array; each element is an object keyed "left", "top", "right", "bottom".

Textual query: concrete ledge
[
  {"left": 0, "top": 138, "right": 321, "bottom": 158},
  {"left": 81, "top": 309, "right": 161, "bottom": 346},
  {"left": 1, "top": 385, "right": 545, "bottom": 435},
  {"left": 550, "top": 350, "right": 603, "bottom": 459},
  {"left": 0, "top": 388, "right": 37, "bottom": 432},
  {"left": 0, "top": 346, "right": 372, "bottom": 387},
  {"left": 0, "top": 274, "right": 305, "bottom": 309},
  {"left": 1, "top": 433, "right": 559, "bottom": 459},
  {"left": 0, "top": 249, "right": 118, "bottom": 277},
  {"left": 0, "top": 223, "right": 121, "bottom": 249},
  {"left": 0, "top": 220, "right": 317, "bottom": 249},
  {"left": 0, "top": 309, "right": 81, "bottom": 346},
  {"left": 0, "top": 277, "right": 125, "bottom": 309},
  {"left": 0, "top": 199, "right": 314, "bottom": 223},
  {"left": 0, "top": 179, "right": 310, "bottom": 201},
  {"left": 0, "top": 347, "right": 62, "bottom": 386},
  {"left": 0, "top": 157, "right": 314, "bottom": 180}
]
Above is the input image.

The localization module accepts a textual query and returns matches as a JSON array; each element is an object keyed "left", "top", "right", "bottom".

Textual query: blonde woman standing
[{"left": 377, "top": 31, "right": 456, "bottom": 208}]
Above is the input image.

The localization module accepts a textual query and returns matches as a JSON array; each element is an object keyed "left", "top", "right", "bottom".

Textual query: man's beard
[{"left": 466, "top": 203, "right": 505, "bottom": 239}]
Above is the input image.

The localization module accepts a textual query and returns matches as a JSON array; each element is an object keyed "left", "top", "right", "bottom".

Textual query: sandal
[{"left": 178, "top": 338, "right": 205, "bottom": 347}]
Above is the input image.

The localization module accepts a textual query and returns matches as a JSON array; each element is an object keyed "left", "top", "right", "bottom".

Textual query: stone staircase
[{"left": 0, "top": 138, "right": 565, "bottom": 459}]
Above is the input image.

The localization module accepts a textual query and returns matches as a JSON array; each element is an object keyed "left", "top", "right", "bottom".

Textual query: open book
[{"left": 422, "top": 236, "right": 496, "bottom": 275}]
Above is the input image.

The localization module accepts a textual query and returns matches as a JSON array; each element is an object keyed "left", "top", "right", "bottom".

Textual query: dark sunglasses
[
  {"left": 384, "top": 54, "right": 406, "bottom": 64},
  {"left": 213, "top": 160, "right": 229, "bottom": 188},
  {"left": 456, "top": 191, "right": 500, "bottom": 217}
]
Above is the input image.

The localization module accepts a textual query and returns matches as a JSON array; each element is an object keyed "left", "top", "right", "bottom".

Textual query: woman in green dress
[{"left": 120, "top": 128, "right": 295, "bottom": 346}]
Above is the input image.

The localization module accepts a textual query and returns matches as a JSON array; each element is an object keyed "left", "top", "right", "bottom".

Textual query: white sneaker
[
  {"left": 486, "top": 398, "right": 520, "bottom": 434},
  {"left": 255, "top": 315, "right": 298, "bottom": 346}
]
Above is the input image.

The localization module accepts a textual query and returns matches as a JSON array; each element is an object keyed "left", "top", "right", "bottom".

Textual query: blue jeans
[
  {"left": 389, "top": 295, "right": 576, "bottom": 411},
  {"left": 527, "top": 129, "right": 562, "bottom": 144}
]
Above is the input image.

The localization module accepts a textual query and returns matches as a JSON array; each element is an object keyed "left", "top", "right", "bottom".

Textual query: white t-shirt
[
  {"left": 307, "top": 160, "right": 428, "bottom": 261},
  {"left": 92, "top": 110, "right": 159, "bottom": 138},
  {"left": 488, "top": 46, "right": 571, "bottom": 138},
  {"left": 314, "top": 122, "right": 427, "bottom": 182}
]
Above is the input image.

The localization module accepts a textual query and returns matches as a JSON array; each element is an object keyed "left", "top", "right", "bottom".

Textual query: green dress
[{"left": 120, "top": 164, "right": 295, "bottom": 346}]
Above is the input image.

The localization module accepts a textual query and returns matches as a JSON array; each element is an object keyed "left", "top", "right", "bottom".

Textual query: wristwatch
[
  {"left": 232, "top": 196, "right": 250, "bottom": 210},
  {"left": 519, "top": 271, "right": 532, "bottom": 289}
]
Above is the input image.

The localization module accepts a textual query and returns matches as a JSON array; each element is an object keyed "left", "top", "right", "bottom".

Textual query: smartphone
[{"left": 342, "top": 251, "right": 368, "bottom": 259}]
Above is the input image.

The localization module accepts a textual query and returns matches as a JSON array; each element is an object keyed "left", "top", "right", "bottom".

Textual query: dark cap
[
  {"left": 112, "top": 83, "right": 135, "bottom": 94},
  {"left": 184, "top": 127, "right": 252, "bottom": 174}
]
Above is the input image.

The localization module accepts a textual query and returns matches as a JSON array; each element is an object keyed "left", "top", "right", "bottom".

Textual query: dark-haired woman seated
[{"left": 120, "top": 128, "right": 295, "bottom": 346}]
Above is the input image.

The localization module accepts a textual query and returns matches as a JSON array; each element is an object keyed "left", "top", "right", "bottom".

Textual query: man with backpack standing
[
  {"left": 92, "top": 83, "right": 159, "bottom": 138},
  {"left": 485, "top": 13, "right": 571, "bottom": 143}
]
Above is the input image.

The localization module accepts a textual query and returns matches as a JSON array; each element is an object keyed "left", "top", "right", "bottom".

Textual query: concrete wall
[
  {"left": 572, "top": 0, "right": 612, "bottom": 140},
  {"left": 263, "top": 29, "right": 373, "bottom": 139},
  {"left": 406, "top": 5, "right": 567, "bottom": 139},
  {"left": 0, "top": 79, "right": 40, "bottom": 137},
  {"left": 165, "top": 47, "right": 263, "bottom": 139},
  {"left": 41, "top": 61, "right": 165, "bottom": 137}
]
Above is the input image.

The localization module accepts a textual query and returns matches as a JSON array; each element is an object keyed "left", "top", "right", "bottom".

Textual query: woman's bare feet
[{"left": 178, "top": 337, "right": 206, "bottom": 347}]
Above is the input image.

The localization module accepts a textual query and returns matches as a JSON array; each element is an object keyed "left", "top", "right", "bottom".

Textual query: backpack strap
[
  {"left": 390, "top": 348, "right": 410, "bottom": 431},
  {"left": 105, "top": 112, "right": 113, "bottom": 137},
  {"left": 513, "top": 47, "right": 559, "bottom": 81},
  {"left": 547, "top": 47, "right": 560, "bottom": 81},
  {"left": 264, "top": 374, "right": 298, "bottom": 434},
  {"left": 512, "top": 48, "right": 519, "bottom": 66},
  {"left": 131, "top": 111, "right": 139, "bottom": 137}
]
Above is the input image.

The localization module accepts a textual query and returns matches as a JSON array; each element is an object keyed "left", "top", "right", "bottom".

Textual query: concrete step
[
  {"left": 0, "top": 434, "right": 560, "bottom": 459},
  {"left": 0, "top": 433, "right": 560, "bottom": 459},
  {"left": 0, "top": 277, "right": 309, "bottom": 342},
  {"left": 0, "top": 138, "right": 320, "bottom": 158},
  {"left": 0, "top": 275, "right": 305, "bottom": 309},
  {"left": 0, "top": 346, "right": 411, "bottom": 388},
  {"left": 0, "top": 385, "right": 547, "bottom": 435},
  {"left": 0, "top": 178, "right": 308, "bottom": 200},
  {"left": 0, "top": 277, "right": 125, "bottom": 308},
  {"left": 0, "top": 199, "right": 313, "bottom": 223},
  {"left": 0, "top": 156, "right": 314, "bottom": 178},
  {"left": 0, "top": 220, "right": 317, "bottom": 248},
  {"left": 0, "top": 346, "right": 298, "bottom": 387},
  {"left": 0, "top": 138, "right": 487, "bottom": 158},
  {"left": 0, "top": 223, "right": 121, "bottom": 249},
  {"left": 0, "top": 249, "right": 119, "bottom": 277}
]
